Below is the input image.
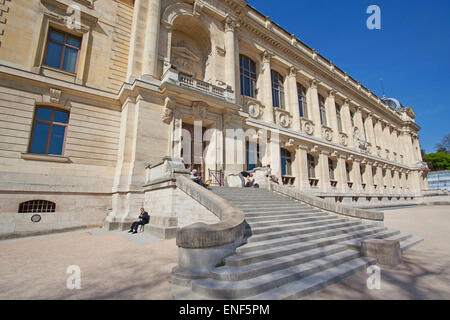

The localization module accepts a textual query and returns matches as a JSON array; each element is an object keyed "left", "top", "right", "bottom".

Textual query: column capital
[
  {"left": 343, "top": 98, "right": 351, "bottom": 106},
  {"left": 328, "top": 89, "right": 337, "bottom": 98},
  {"left": 310, "top": 78, "right": 319, "bottom": 89},
  {"left": 261, "top": 50, "right": 272, "bottom": 64},
  {"left": 288, "top": 66, "right": 298, "bottom": 78},
  {"left": 224, "top": 15, "right": 239, "bottom": 32}
]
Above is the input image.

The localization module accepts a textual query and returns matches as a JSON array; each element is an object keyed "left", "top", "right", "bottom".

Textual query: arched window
[
  {"left": 18, "top": 200, "right": 56, "bottom": 213},
  {"left": 318, "top": 94, "right": 327, "bottom": 125},
  {"left": 335, "top": 103, "right": 343, "bottom": 132},
  {"left": 280, "top": 148, "right": 292, "bottom": 176},
  {"left": 29, "top": 106, "right": 69, "bottom": 155},
  {"left": 239, "top": 55, "right": 257, "bottom": 98},
  {"left": 271, "top": 70, "right": 285, "bottom": 109},
  {"left": 297, "top": 83, "right": 308, "bottom": 118}
]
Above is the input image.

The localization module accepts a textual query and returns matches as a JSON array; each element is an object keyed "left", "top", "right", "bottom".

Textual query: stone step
[
  {"left": 191, "top": 249, "right": 362, "bottom": 299},
  {"left": 246, "top": 220, "right": 362, "bottom": 243},
  {"left": 247, "top": 217, "right": 348, "bottom": 236},
  {"left": 245, "top": 215, "right": 339, "bottom": 228},
  {"left": 400, "top": 235, "right": 424, "bottom": 253},
  {"left": 245, "top": 212, "right": 330, "bottom": 222},
  {"left": 228, "top": 226, "right": 386, "bottom": 265},
  {"left": 236, "top": 203, "right": 313, "bottom": 209},
  {"left": 384, "top": 232, "right": 412, "bottom": 242},
  {"left": 245, "top": 257, "right": 376, "bottom": 300},
  {"left": 243, "top": 208, "right": 323, "bottom": 217},
  {"left": 341, "top": 229, "right": 401, "bottom": 249},
  {"left": 237, "top": 224, "right": 377, "bottom": 254},
  {"left": 211, "top": 244, "right": 348, "bottom": 281}
]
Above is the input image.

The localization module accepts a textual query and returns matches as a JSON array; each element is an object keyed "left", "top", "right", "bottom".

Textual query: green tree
[{"left": 423, "top": 152, "right": 450, "bottom": 171}]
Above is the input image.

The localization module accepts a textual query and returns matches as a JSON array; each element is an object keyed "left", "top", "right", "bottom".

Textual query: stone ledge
[{"left": 21, "top": 153, "right": 72, "bottom": 163}]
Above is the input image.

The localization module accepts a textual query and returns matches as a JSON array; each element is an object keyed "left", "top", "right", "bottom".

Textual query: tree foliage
[{"left": 424, "top": 152, "right": 450, "bottom": 171}]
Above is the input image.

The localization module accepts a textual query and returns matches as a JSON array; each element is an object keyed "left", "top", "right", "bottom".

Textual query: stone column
[
  {"left": 336, "top": 155, "right": 348, "bottom": 192},
  {"left": 318, "top": 150, "right": 331, "bottom": 192},
  {"left": 383, "top": 123, "right": 392, "bottom": 159},
  {"left": 127, "top": 0, "right": 148, "bottom": 81},
  {"left": 326, "top": 90, "right": 339, "bottom": 143},
  {"left": 365, "top": 113, "right": 376, "bottom": 149},
  {"left": 142, "top": 0, "right": 162, "bottom": 78},
  {"left": 376, "top": 165, "right": 383, "bottom": 192},
  {"left": 354, "top": 106, "right": 366, "bottom": 141},
  {"left": 308, "top": 79, "right": 321, "bottom": 139},
  {"left": 374, "top": 117, "right": 383, "bottom": 155},
  {"left": 269, "top": 130, "right": 282, "bottom": 179},
  {"left": 364, "top": 163, "right": 374, "bottom": 193},
  {"left": 385, "top": 168, "right": 393, "bottom": 194},
  {"left": 224, "top": 16, "right": 238, "bottom": 101},
  {"left": 287, "top": 67, "right": 301, "bottom": 131},
  {"left": 352, "top": 159, "right": 362, "bottom": 193},
  {"left": 297, "top": 146, "right": 310, "bottom": 190},
  {"left": 261, "top": 51, "right": 274, "bottom": 123}
]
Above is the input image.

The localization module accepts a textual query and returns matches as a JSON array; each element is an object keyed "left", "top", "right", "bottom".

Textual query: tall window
[
  {"left": 245, "top": 140, "right": 261, "bottom": 171},
  {"left": 281, "top": 149, "right": 292, "bottom": 176},
  {"left": 328, "top": 159, "right": 335, "bottom": 181},
  {"left": 44, "top": 28, "right": 81, "bottom": 73},
  {"left": 29, "top": 106, "right": 69, "bottom": 155},
  {"left": 239, "top": 55, "right": 257, "bottom": 98},
  {"left": 307, "top": 154, "right": 316, "bottom": 178},
  {"left": 297, "top": 83, "right": 308, "bottom": 118},
  {"left": 335, "top": 103, "right": 343, "bottom": 132},
  {"left": 318, "top": 94, "right": 327, "bottom": 125},
  {"left": 271, "top": 70, "right": 285, "bottom": 109}
]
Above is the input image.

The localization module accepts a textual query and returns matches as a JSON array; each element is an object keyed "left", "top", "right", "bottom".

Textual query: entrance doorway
[{"left": 182, "top": 123, "right": 207, "bottom": 182}]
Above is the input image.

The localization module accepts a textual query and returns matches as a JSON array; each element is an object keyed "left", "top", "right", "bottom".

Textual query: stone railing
[
  {"left": 175, "top": 175, "right": 246, "bottom": 249},
  {"left": 145, "top": 157, "right": 246, "bottom": 284},
  {"left": 270, "top": 183, "right": 384, "bottom": 222},
  {"left": 161, "top": 66, "right": 235, "bottom": 103}
]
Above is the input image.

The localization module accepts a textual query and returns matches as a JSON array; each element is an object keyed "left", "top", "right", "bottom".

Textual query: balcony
[{"left": 161, "top": 67, "right": 235, "bottom": 103}]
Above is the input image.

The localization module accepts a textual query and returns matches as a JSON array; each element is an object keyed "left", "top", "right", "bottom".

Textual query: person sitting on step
[
  {"left": 129, "top": 208, "right": 150, "bottom": 234},
  {"left": 239, "top": 171, "right": 253, "bottom": 187}
]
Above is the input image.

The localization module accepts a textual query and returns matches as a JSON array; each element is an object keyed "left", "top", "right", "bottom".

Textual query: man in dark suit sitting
[{"left": 129, "top": 208, "right": 149, "bottom": 234}]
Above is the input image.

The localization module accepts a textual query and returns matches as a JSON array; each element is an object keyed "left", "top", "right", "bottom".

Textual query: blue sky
[{"left": 249, "top": 0, "right": 450, "bottom": 153}]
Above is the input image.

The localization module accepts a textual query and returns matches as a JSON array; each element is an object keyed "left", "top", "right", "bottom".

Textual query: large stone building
[{"left": 0, "top": 0, "right": 429, "bottom": 238}]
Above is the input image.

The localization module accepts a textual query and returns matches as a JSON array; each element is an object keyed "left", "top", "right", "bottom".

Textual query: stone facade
[{"left": 0, "top": 0, "right": 429, "bottom": 238}]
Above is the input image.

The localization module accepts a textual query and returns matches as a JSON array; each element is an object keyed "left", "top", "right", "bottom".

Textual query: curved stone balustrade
[
  {"left": 270, "top": 183, "right": 384, "bottom": 222},
  {"left": 175, "top": 175, "right": 246, "bottom": 249}
]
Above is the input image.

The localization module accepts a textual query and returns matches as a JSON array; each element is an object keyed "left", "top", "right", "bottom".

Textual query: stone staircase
[{"left": 173, "top": 187, "right": 423, "bottom": 300}]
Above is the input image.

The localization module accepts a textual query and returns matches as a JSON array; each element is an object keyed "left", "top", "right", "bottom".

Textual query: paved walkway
[
  {"left": 0, "top": 205, "right": 449, "bottom": 299},
  {"left": 305, "top": 205, "right": 450, "bottom": 300},
  {"left": 0, "top": 229, "right": 178, "bottom": 299}
]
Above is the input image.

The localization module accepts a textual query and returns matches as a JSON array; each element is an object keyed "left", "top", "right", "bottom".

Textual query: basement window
[{"left": 18, "top": 200, "right": 56, "bottom": 213}]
